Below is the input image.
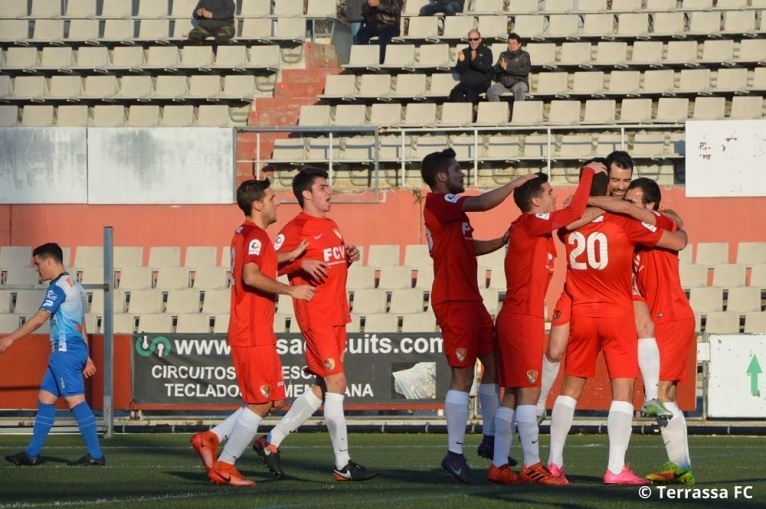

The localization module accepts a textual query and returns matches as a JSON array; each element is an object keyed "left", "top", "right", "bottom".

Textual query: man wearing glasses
[{"left": 448, "top": 30, "right": 493, "bottom": 104}]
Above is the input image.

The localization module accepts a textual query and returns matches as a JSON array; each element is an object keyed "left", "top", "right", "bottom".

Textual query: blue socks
[
  {"left": 71, "top": 401, "right": 103, "bottom": 459},
  {"left": 26, "top": 402, "right": 55, "bottom": 457}
]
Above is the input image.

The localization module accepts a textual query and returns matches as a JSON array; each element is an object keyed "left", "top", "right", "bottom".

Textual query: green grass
[{"left": 0, "top": 433, "right": 764, "bottom": 508}]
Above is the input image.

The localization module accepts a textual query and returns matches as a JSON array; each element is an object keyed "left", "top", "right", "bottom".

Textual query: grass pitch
[{"left": 0, "top": 433, "right": 764, "bottom": 509}]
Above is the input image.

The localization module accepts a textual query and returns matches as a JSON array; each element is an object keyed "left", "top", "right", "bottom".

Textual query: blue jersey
[{"left": 40, "top": 273, "right": 88, "bottom": 352}]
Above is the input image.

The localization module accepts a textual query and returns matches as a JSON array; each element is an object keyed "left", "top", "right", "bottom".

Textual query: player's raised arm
[
  {"left": 587, "top": 196, "right": 659, "bottom": 225},
  {"left": 462, "top": 174, "right": 537, "bottom": 212}
]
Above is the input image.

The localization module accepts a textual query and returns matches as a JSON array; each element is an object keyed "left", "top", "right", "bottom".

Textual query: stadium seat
[
  {"left": 415, "top": 265, "right": 434, "bottom": 290},
  {"left": 390, "top": 74, "right": 428, "bottom": 101},
  {"left": 379, "top": 44, "right": 416, "bottom": 71},
  {"left": 160, "top": 105, "right": 195, "bottom": 127},
  {"left": 611, "top": 0, "right": 641, "bottom": 9},
  {"left": 4, "top": 267, "right": 40, "bottom": 286},
  {"left": 712, "top": 264, "right": 747, "bottom": 288},
  {"left": 352, "top": 289, "right": 388, "bottom": 314},
  {"left": 90, "top": 289, "right": 127, "bottom": 314},
  {"left": 541, "top": 0, "right": 575, "bottom": 13},
  {"left": 136, "top": 19, "right": 171, "bottom": 43},
  {"left": 346, "top": 265, "right": 376, "bottom": 290},
  {"left": 154, "top": 267, "right": 191, "bottom": 290},
  {"left": 369, "top": 103, "right": 401, "bottom": 127},
  {"left": 166, "top": 289, "right": 201, "bottom": 314},
  {"left": 364, "top": 313, "right": 399, "bottom": 333},
  {"left": 202, "top": 289, "right": 230, "bottom": 314},
  {"left": 137, "top": 314, "right": 174, "bottom": 333},
  {"left": 617, "top": 98, "right": 652, "bottom": 123},
  {"left": 27, "top": 0, "right": 61, "bottom": 17},
  {"left": 176, "top": 314, "right": 212, "bottom": 333},
  {"left": 726, "top": 287, "right": 762, "bottom": 314},
  {"left": 547, "top": 100, "right": 582, "bottom": 125},
  {"left": 437, "top": 102, "right": 473, "bottom": 127},
  {"left": 13, "top": 290, "right": 46, "bottom": 315},
  {"left": 212, "top": 313, "right": 229, "bottom": 333},
  {"left": 593, "top": 42, "right": 628, "bottom": 68},
  {"left": 3, "top": 47, "right": 37, "bottom": 73},
  {"left": 696, "top": 242, "right": 729, "bottom": 267},
  {"left": 100, "top": 0, "right": 133, "bottom": 18},
  {"left": 401, "top": 312, "right": 438, "bottom": 333},
  {"left": 56, "top": 105, "right": 88, "bottom": 127},
  {"left": 414, "top": 44, "right": 453, "bottom": 71},
  {"left": 126, "top": 105, "right": 160, "bottom": 127},
  {"left": 654, "top": 98, "right": 689, "bottom": 123},
  {"left": 678, "top": 69, "right": 711, "bottom": 95},
  {"left": 367, "top": 245, "right": 400, "bottom": 267},
  {"left": 689, "top": 287, "right": 724, "bottom": 313},
  {"left": 378, "top": 266, "right": 414, "bottom": 290},
  {"left": 530, "top": 72, "right": 569, "bottom": 98},
  {"left": 631, "top": 132, "right": 665, "bottom": 158},
  {"left": 735, "top": 39, "right": 766, "bottom": 65},
  {"left": 700, "top": 39, "right": 734, "bottom": 66},
  {"left": 112, "top": 314, "right": 136, "bottom": 333},
  {"left": 722, "top": 10, "right": 756, "bottom": 36},
  {"left": 571, "top": 72, "right": 605, "bottom": 97},
  {"left": 403, "top": 245, "right": 431, "bottom": 268},
  {"left": 558, "top": 133, "right": 593, "bottom": 157},
  {"left": 184, "top": 247, "right": 217, "bottom": 269},
  {"left": 389, "top": 289, "right": 425, "bottom": 314},
  {"left": 744, "top": 312, "right": 766, "bottom": 333},
  {"left": 401, "top": 102, "right": 437, "bottom": 127},
  {"left": 23, "top": 105, "right": 55, "bottom": 127},
  {"left": 629, "top": 40, "right": 663, "bottom": 67},
  {"left": 713, "top": 68, "right": 749, "bottom": 95},
  {"left": 664, "top": 41, "right": 698, "bottom": 68},
  {"left": 692, "top": 97, "right": 725, "bottom": 121},
  {"left": 127, "top": 290, "right": 165, "bottom": 314},
  {"left": 0, "top": 246, "right": 31, "bottom": 269},
  {"left": 189, "top": 75, "right": 222, "bottom": 98},
  {"left": 510, "top": 101, "right": 544, "bottom": 125},
  {"left": 331, "top": 104, "right": 365, "bottom": 125},
  {"left": 750, "top": 68, "right": 766, "bottom": 93},
  {"left": 103, "top": 19, "right": 136, "bottom": 42},
  {"left": 616, "top": 13, "right": 649, "bottom": 38},
  {"left": 0, "top": 20, "right": 29, "bottom": 44},
  {"left": 526, "top": 43, "right": 557, "bottom": 69},
  {"left": 582, "top": 13, "right": 615, "bottom": 39},
  {"left": 704, "top": 311, "right": 740, "bottom": 334},
  {"left": 736, "top": 242, "right": 766, "bottom": 267},
  {"left": 582, "top": 99, "right": 616, "bottom": 124},
  {"left": 319, "top": 74, "right": 356, "bottom": 102},
  {"left": 0, "top": 314, "right": 21, "bottom": 333},
  {"left": 547, "top": 14, "right": 580, "bottom": 39},
  {"left": 441, "top": 15, "right": 476, "bottom": 42},
  {"left": 513, "top": 15, "right": 546, "bottom": 40},
  {"left": 117, "top": 267, "right": 154, "bottom": 290},
  {"left": 198, "top": 105, "right": 233, "bottom": 127},
  {"left": 478, "top": 15, "right": 510, "bottom": 41},
  {"left": 475, "top": 101, "right": 510, "bottom": 126},
  {"left": 357, "top": 74, "right": 392, "bottom": 101},
  {"left": 220, "top": 75, "right": 255, "bottom": 101},
  {"left": 0, "top": 0, "right": 29, "bottom": 17},
  {"left": 688, "top": 12, "right": 721, "bottom": 37}
]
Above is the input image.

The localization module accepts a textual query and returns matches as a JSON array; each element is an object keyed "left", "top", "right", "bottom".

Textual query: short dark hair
[
  {"left": 421, "top": 148, "right": 457, "bottom": 188},
  {"left": 579, "top": 157, "right": 610, "bottom": 196},
  {"left": 606, "top": 150, "right": 634, "bottom": 174},
  {"left": 236, "top": 178, "right": 271, "bottom": 216},
  {"left": 627, "top": 178, "right": 661, "bottom": 211},
  {"left": 508, "top": 32, "right": 523, "bottom": 45},
  {"left": 32, "top": 243, "right": 63, "bottom": 264},
  {"left": 292, "top": 167, "right": 329, "bottom": 208},
  {"left": 579, "top": 157, "right": 608, "bottom": 180},
  {"left": 513, "top": 172, "right": 548, "bottom": 212}
]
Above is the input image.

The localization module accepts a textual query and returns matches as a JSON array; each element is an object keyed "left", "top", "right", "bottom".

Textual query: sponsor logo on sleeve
[
  {"left": 274, "top": 234, "right": 285, "bottom": 251},
  {"left": 641, "top": 222, "right": 658, "bottom": 232},
  {"left": 535, "top": 212, "right": 551, "bottom": 220},
  {"left": 248, "top": 239, "right": 262, "bottom": 255},
  {"left": 444, "top": 194, "right": 461, "bottom": 204}
]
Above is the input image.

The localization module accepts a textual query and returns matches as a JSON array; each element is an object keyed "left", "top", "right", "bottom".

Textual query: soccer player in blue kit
[{"left": 1, "top": 243, "right": 105, "bottom": 466}]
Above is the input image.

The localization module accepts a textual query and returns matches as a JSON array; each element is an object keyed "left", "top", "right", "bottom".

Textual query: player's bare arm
[
  {"left": 277, "top": 240, "right": 309, "bottom": 264},
  {"left": 565, "top": 206, "right": 605, "bottom": 231},
  {"left": 243, "top": 261, "right": 315, "bottom": 301},
  {"left": 0, "top": 309, "right": 50, "bottom": 354},
  {"left": 462, "top": 174, "right": 537, "bottom": 212},
  {"left": 588, "top": 196, "right": 658, "bottom": 225},
  {"left": 661, "top": 209, "right": 684, "bottom": 229},
  {"left": 79, "top": 322, "right": 96, "bottom": 378},
  {"left": 473, "top": 237, "right": 506, "bottom": 256},
  {"left": 655, "top": 229, "right": 688, "bottom": 252}
]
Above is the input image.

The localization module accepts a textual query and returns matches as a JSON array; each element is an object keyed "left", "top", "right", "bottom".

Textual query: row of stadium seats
[
  {"left": 0, "top": 75, "right": 262, "bottom": 103},
  {"left": 323, "top": 70, "right": 766, "bottom": 102},
  {"left": 402, "top": 0, "right": 766, "bottom": 15},
  {"left": 0, "top": 104, "right": 245, "bottom": 127},
  {"left": 0, "top": 17, "right": 316, "bottom": 45},
  {"left": 3, "top": 242, "right": 763, "bottom": 270},
  {"left": 392, "top": 10, "right": 766, "bottom": 42},
  {"left": 344, "top": 40, "right": 766, "bottom": 73},
  {"left": 0, "top": 45, "right": 282, "bottom": 75},
  {"left": 0, "top": 0, "right": 336, "bottom": 20}
]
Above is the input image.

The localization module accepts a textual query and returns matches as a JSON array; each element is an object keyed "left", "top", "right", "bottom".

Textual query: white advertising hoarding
[{"left": 707, "top": 334, "right": 766, "bottom": 418}]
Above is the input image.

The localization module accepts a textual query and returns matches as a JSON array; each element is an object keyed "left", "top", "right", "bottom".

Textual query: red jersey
[
  {"left": 228, "top": 221, "right": 277, "bottom": 347},
  {"left": 501, "top": 168, "right": 595, "bottom": 317},
  {"left": 424, "top": 193, "right": 481, "bottom": 304},
  {"left": 276, "top": 212, "right": 350, "bottom": 330},
  {"left": 561, "top": 213, "right": 664, "bottom": 318},
  {"left": 635, "top": 212, "right": 694, "bottom": 323}
]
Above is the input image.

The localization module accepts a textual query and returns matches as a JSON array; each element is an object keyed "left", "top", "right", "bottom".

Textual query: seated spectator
[
  {"left": 357, "top": 0, "right": 403, "bottom": 64},
  {"left": 188, "top": 0, "right": 235, "bottom": 44},
  {"left": 346, "top": 0, "right": 367, "bottom": 44},
  {"left": 487, "top": 33, "right": 530, "bottom": 103},
  {"left": 449, "top": 30, "right": 493, "bottom": 104},
  {"left": 420, "top": 0, "right": 464, "bottom": 16}
]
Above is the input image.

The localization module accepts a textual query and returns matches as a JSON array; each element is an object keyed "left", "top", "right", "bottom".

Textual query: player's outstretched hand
[
  {"left": 291, "top": 285, "right": 316, "bottom": 302},
  {"left": 83, "top": 357, "right": 97, "bottom": 378},
  {"left": 301, "top": 259, "right": 329, "bottom": 283},
  {"left": 0, "top": 336, "right": 14, "bottom": 354},
  {"left": 585, "top": 161, "right": 607, "bottom": 175},
  {"left": 347, "top": 245, "right": 361, "bottom": 264}
]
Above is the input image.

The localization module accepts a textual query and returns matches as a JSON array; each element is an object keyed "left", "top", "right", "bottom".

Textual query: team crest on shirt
[
  {"left": 248, "top": 239, "right": 262, "bottom": 255},
  {"left": 527, "top": 370, "right": 539, "bottom": 384},
  {"left": 455, "top": 348, "right": 467, "bottom": 362},
  {"left": 274, "top": 234, "right": 285, "bottom": 251},
  {"left": 444, "top": 194, "right": 460, "bottom": 203},
  {"left": 260, "top": 384, "right": 271, "bottom": 398},
  {"left": 324, "top": 358, "right": 336, "bottom": 371}
]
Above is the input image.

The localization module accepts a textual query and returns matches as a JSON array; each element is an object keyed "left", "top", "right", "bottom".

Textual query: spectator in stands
[
  {"left": 357, "top": 0, "right": 403, "bottom": 64},
  {"left": 487, "top": 33, "right": 530, "bottom": 103},
  {"left": 188, "top": 0, "right": 236, "bottom": 45},
  {"left": 345, "top": 0, "right": 367, "bottom": 43},
  {"left": 449, "top": 30, "right": 493, "bottom": 104},
  {"left": 420, "top": 0, "right": 464, "bottom": 16}
]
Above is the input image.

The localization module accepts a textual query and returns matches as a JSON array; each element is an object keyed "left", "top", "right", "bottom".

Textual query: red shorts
[
  {"left": 656, "top": 317, "right": 696, "bottom": 383},
  {"left": 551, "top": 291, "right": 571, "bottom": 327},
  {"left": 565, "top": 314, "right": 639, "bottom": 379},
  {"left": 231, "top": 345, "right": 286, "bottom": 405},
  {"left": 432, "top": 300, "right": 494, "bottom": 368},
  {"left": 496, "top": 311, "right": 544, "bottom": 388},
  {"left": 304, "top": 325, "right": 347, "bottom": 377}
]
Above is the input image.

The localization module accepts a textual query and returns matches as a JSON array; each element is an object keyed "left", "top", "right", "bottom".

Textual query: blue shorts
[{"left": 40, "top": 349, "right": 88, "bottom": 398}]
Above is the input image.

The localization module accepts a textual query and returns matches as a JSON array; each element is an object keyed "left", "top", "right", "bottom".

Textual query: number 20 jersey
[{"left": 560, "top": 213, "right": 664, "bottom": 318}]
